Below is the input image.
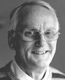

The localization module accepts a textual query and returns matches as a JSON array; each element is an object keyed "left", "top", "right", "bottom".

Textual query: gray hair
[{"left": 9, "top": 0, "right": 60, "bottom": 31}]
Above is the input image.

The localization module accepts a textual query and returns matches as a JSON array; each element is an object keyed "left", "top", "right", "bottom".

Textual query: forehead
[{"left": 17, "top": 5, "right": 59, "bottom": 32}]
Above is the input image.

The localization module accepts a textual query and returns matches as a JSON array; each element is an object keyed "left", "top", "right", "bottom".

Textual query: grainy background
[{"left": 0, "top": 0, "right": 65, "bottom": 73}]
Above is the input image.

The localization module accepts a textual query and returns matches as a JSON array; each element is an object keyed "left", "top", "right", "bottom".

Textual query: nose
[{"left": 35, "top": 34, "right": 46, "bottom": 47}]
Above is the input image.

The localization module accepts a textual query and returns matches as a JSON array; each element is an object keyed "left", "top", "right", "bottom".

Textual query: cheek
[
  {"left": 46, "top": 41, "right": 57, "bottom": 65},
  {"left": 18, "top": 39, "right": 34, "bottom": 52},
  {"left": 17, "top": 40, "right": 34, "bottom": 60},
  {"left": 48, "top": 41, "right": 57, "bottom": 55}
]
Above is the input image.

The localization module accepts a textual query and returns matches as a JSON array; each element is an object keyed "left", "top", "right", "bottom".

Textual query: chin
[
  {"left": 28, "top": 58, "right": 50, "bottom": 69},
  {"left": 25, "top": 48, "right": 55, "bottom": 68},
  {"left": 35, "top": 55, "right": 54, "bottom": 68}
]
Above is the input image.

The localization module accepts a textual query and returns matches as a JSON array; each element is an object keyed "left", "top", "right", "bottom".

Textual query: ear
[{"left": 8, "top": 30, "right": 16, "bottom": 50}]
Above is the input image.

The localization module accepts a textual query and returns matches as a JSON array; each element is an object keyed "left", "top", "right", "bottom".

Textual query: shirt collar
[{"left": 11, "top": 59, "right": 51, "bottom": 80}]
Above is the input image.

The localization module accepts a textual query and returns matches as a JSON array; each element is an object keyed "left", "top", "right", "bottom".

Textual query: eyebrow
[
  {"left": 45, "top": 27, "right": 57, "bottom": 31},
  {"left": 24, "top": 29, "right": 38, "bottom": 32}
]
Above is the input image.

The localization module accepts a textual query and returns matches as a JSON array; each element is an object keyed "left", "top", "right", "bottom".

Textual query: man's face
[{"left": 16, "top": 6, "right": 59, "bottom": 69}]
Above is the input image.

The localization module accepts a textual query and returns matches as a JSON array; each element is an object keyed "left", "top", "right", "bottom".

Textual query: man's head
[{"left": 8, "top": 0, "right": 60, "bottom": 70}]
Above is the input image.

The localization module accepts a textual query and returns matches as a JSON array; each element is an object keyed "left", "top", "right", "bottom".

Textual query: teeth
[
  {"left": 32, "top": 51, "right": 44, "bottom": 55},
  {"left": 32, "top": 50, "right": 50, "bottom": 55}
]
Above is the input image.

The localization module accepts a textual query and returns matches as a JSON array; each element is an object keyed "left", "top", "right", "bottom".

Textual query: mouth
[{"left": 32, "top": 50, "right": 50, "bottom": 55}]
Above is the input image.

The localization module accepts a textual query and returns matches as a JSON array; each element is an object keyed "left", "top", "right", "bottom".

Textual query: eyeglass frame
[{"left": 15, "top": 30, "right": 60, "bottom": 42}]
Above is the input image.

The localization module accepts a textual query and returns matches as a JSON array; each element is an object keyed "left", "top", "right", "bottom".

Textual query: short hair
[{"left": 9, "top": 0, "right": 60, "bottom": 32}]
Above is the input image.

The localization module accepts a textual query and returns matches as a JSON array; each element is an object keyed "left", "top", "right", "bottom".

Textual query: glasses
[{"left": 17, "top": 30, "right": 60, "bottom": 42}]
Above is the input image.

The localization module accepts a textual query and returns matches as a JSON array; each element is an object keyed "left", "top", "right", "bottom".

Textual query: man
[{"left": 0, "top": 0, "right": 65, "bottom": 80}]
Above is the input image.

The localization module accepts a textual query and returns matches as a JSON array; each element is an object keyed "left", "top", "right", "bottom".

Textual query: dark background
[{"left": 0, "top": 0, "right": 65, "bottom": 73}]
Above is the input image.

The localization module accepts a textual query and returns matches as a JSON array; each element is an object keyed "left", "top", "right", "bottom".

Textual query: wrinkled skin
[{"left": 9, "top": 5, "right": 59, "bottom": 79}]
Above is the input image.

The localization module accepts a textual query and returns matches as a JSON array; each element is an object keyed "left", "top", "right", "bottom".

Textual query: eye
[
  {"left": 24, "top": 30, "right": 39, "bottom": 37},
  {"left": 44, "top": 31, "right": 55, "bottom": 38},
  {"left": 24, "top": 31, "right": 34, "bottom": 37}
]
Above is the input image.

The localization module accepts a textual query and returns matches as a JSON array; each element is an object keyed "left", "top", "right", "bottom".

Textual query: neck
[
  {"left": 29, "top": 69, "right": 46, "bottom": 80},
  {"left": 15, "top": 55, "right": 48, "bottom": 80}
]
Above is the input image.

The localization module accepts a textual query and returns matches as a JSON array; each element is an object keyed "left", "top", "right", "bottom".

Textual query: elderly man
[{"left": 0, "top": 0, "right": 65, "bottom": 80}]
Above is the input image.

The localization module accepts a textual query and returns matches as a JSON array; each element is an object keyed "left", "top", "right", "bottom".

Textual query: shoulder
[
  {"left": 49, "top": 66, "right": 65, "bottom": 80},
  {"left": 0, "top": 61, "right": 12, "bottom": 80}
]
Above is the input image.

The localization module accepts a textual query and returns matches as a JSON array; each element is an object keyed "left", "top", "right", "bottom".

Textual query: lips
[
  {"left": 32, "top": 50, "right": 50, "bottom": 55},
  {"left": 32, "top": 51, "right": 44, "bottom": 55}
]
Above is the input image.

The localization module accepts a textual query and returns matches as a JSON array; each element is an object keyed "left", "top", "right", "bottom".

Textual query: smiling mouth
[{"left": 32, "top": 50, "right": 50, "bottom": 55}]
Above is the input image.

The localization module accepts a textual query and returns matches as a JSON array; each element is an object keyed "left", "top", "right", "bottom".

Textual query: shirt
[
  {"left": 0, "top": 59, "right": 65, "bottom": 80},
  {"left": 11, "top": 59, "right": 52, "bottom": 80}
]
